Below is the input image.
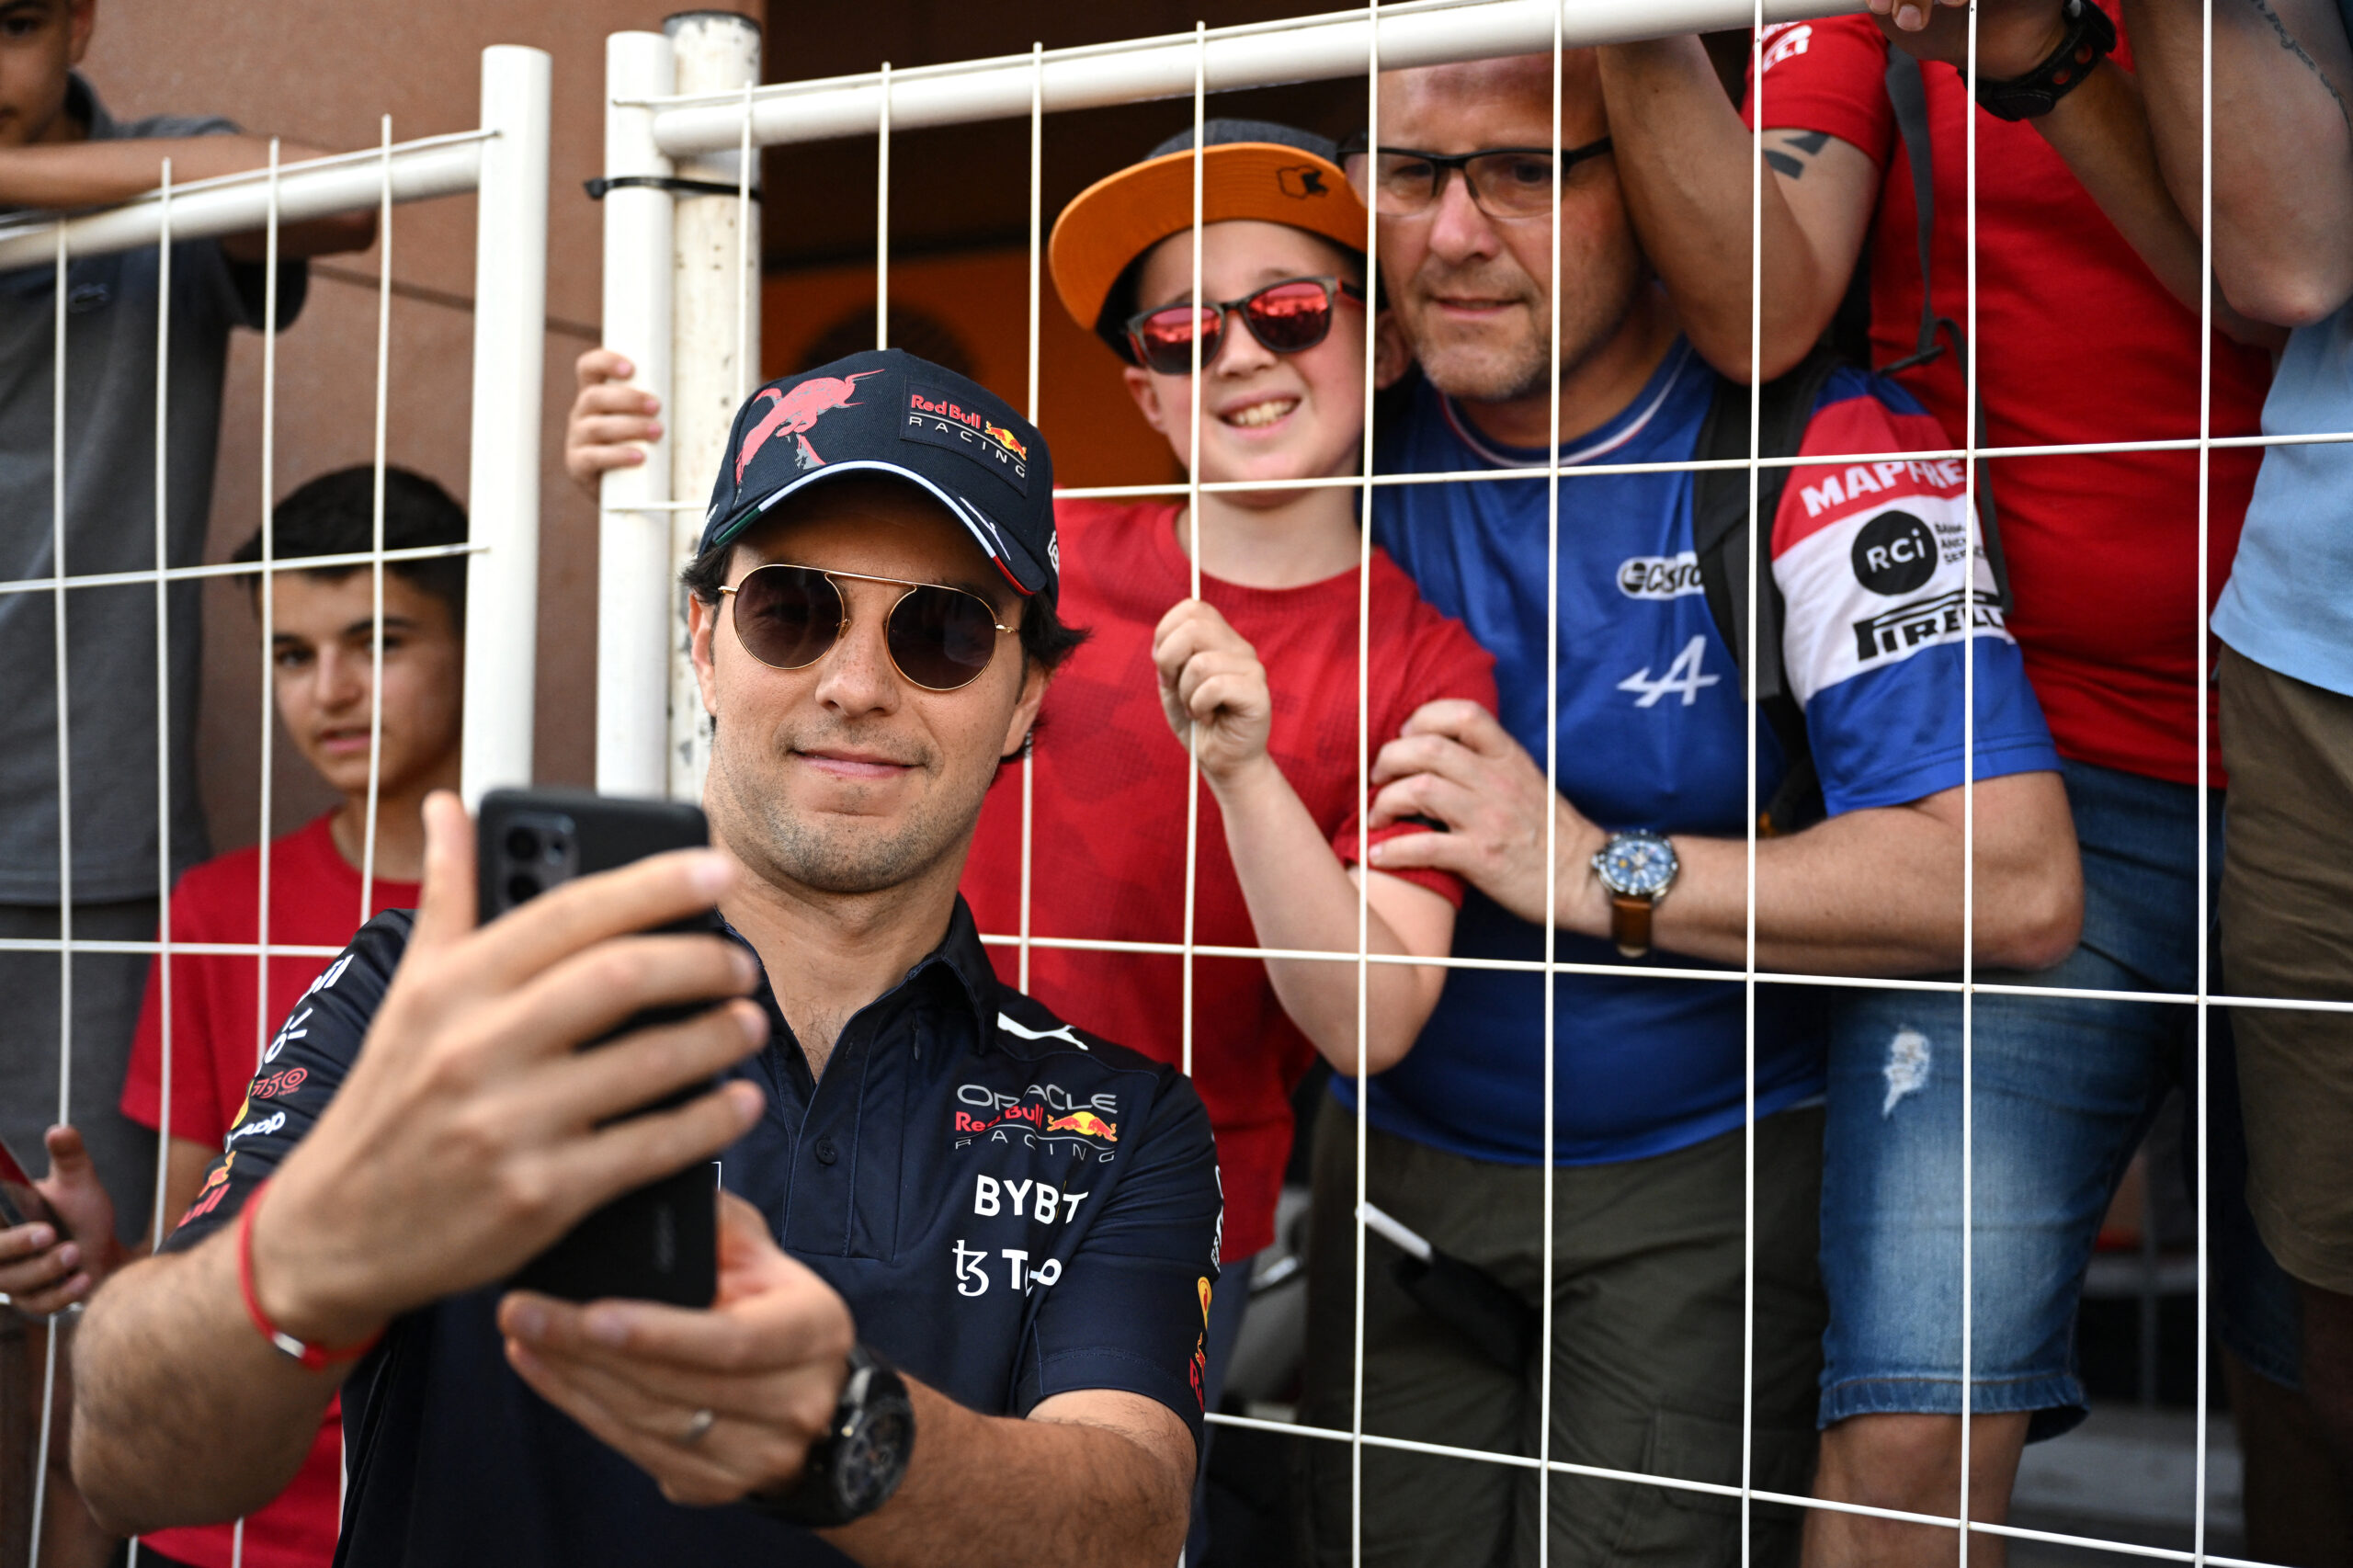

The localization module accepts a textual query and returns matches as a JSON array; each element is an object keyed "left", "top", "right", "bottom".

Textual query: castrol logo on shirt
[{"left": 1615, "top": 551, "right": 1704, "bottom": 600}]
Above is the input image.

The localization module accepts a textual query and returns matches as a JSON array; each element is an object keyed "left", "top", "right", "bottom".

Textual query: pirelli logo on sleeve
[{"left": 1848, "top": 585, "right": 2007, "bottom": 665}]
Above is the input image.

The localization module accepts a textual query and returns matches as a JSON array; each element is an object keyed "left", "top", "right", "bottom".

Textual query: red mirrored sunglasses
[{"left": 1124, "top": 275, "right": 1366, "bottom": 376}]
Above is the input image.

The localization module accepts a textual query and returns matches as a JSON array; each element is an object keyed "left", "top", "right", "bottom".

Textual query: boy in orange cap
[{"left": 959, "top": 119, "right": 1495, "bottom": 1562}]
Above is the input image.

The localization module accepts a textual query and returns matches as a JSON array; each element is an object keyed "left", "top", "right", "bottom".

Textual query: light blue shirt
[{"left": 2212, "top": 302, "right": 2353, "bottom": 697}]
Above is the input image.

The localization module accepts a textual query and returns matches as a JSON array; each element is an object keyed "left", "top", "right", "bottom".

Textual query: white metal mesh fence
[
  {"left": 4, "top": 1, "right": 2344, "bottom": 1564},
  {"left": 2, "top": 44, "right": 548, "bottom": 1567},
  {"left": 605, "top": 3, "right": 2352, "bottom": 1566}
]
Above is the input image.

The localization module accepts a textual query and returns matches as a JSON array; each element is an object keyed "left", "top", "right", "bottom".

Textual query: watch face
[
  {"left": 836, "top": 1403, "right": 914, "bottom": 1517},
  {"left": 1597, "top": 832, "right": 1677, "bottom": 898}
]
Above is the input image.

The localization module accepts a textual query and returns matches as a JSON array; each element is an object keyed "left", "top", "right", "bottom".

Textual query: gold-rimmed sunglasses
[{"left": 721, "top": 563, "right": 1014, "bottom": 692}]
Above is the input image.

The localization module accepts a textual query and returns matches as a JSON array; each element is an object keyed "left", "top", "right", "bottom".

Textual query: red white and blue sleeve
[{"left": 1772, "top": 369, "right": 2061, "bottom": 815}]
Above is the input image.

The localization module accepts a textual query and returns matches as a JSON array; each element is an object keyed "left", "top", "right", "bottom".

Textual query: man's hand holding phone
[
  {"left": 243, "top": 791, "right": 772, "bottom": 1356},
  {"left": 500, "top": 1191, "right": 858, "bottom": 1507}
]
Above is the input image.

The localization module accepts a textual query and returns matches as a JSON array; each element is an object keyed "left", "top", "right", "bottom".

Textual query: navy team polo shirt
[{"left": 164, "top": 898, "right": 1224, "bottom": 1568}]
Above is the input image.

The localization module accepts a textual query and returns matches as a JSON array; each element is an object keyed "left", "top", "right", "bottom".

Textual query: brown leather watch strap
[{"left": 1610, "top": 892, "right": 1654, "bottom": 959}]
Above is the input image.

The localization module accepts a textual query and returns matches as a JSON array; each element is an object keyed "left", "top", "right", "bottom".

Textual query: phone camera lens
[
  {"left": 506, "top": 871, "right": 542, "bottom": 906},
  {"left": 505, "top": 825, "right": 542, "bottom": 863},
  {"left": 543, "top": 835, "right": 568, "bottom": 866}
]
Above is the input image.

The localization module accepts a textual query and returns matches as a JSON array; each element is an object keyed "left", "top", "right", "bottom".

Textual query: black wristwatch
[
  {"left": 1973, "top": 0, "right": 2117, "bottom": 121},
  {"left": 745, "top": 1344, "right": 915, "bottom": 1528}
]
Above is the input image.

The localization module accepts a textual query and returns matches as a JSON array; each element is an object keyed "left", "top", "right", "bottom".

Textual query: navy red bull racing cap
[{"left": 699, "top": 348, "right": 1060, "bottom": 608}]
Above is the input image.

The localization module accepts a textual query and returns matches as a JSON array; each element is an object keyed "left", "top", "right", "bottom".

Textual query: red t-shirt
[
  {"left": 961, "top": 499, "right": 1497, "bottom": 1261},
  {"left": 1746, "top": 8, "right": 2270, "bottom": 785},
  {"left": 120, "top": 812, "right": 418, "bottom": 1568}
]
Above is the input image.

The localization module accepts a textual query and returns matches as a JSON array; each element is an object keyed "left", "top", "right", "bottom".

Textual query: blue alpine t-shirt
[{"left": 1345, "top": 339, "right": 2060, "bottom": 1166}]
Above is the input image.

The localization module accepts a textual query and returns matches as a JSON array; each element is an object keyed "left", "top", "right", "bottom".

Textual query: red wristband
[{"left": 235, "top": 1178, "right": 383, "bottom": 1372}]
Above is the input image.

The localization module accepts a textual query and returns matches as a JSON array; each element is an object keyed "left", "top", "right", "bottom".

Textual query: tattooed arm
[
  {"left": 2131, "top": 0, "right": 2353, "bottom": 324},
  {"left": 1867, "top": 0, "right": 2283, "bottom": 347},
  {"left": 1598, "top": 38, "right": 1881, "bottom": 381}
]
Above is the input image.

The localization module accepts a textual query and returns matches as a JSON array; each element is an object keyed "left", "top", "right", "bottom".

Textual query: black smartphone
[
  {"left": 0, "top": 1132, "right": 63, "bottom": 1235},
  {"left": 477, "top": 789, "right": 729, "bottom": 1309}
]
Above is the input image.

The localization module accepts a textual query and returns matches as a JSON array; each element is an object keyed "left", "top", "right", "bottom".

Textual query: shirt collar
[
  {"left": 908, "top": 896, "right": 1001, "bottom": 1047},
  {"left": 1435, "top": 335, "right": 1698, "bottom": 471},
  {"left": 722, "top": 894, "right": 1001, "bottom": 1053}
]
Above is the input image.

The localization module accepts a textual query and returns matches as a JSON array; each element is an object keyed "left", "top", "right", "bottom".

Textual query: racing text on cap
[{"left": 903, "top": 385, "right": 1031, "bottom": 496}]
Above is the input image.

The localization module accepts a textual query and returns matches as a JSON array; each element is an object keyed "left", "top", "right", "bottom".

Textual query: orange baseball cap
[{"left": 1050, "top": 119, "right": 1369, "bottom": 358}]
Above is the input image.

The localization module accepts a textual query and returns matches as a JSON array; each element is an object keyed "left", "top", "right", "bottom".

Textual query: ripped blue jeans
[{"left": 1817, "top": 757, "right": 2295, "bottom": 1438}]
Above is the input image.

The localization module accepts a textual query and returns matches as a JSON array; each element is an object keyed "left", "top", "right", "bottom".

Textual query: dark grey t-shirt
[{"left": 0, "top": 75, "right": 306, "bottom": 902}]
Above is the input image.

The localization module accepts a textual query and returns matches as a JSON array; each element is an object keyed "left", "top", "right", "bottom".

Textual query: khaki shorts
[
  {"left": 1300, "top": 1096, "right": 1824, "bottom": 1568},
  {"left": 2221, "top": 644, "right": 2353, "bottom": 1296}
]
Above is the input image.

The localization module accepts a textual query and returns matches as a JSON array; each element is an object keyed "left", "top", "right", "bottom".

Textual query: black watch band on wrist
[
  {"left": 744, "top": 1344, "right": 916, "bottom": 1529},
  {"left": 1972, "top": 0, "right": 2118, "bottom": 121}
]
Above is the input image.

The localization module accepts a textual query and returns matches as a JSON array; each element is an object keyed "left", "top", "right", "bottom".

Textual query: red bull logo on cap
[
  {"left": 904, "top": 383, "right": 1031, "bottom": 494},
  {"left": 982, "top": 421, "right": 1029, "bottom": 460},
  {"left": 737, "top": 369, "right": 883, "bottom": 479}
]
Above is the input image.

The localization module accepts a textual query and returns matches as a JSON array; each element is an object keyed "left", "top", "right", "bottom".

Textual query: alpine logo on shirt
[{"left": 1771, "top": 400, "right": 2012, "bottom": 703}]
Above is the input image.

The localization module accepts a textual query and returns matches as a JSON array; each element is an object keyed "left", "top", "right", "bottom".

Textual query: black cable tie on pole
[{"left": 584, "top": 176, "right": 763, "bottom": 201}]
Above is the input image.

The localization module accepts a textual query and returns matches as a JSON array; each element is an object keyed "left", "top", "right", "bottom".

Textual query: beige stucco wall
[{"left": 81, "top": 0, "right": 756, "bottom": 855}]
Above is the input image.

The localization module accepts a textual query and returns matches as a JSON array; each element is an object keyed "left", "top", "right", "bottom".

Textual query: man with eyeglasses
[
  {"left": 69, "top": 351, "right": 1225, "bottom": 1568},
  {"left": 1291, "top": 52, "right": 2081, "bottom": 1568}
]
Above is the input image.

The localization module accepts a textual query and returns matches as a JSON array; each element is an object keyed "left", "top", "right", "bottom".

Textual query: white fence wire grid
[
  {"left": 585, "top": 5, "right": 2342, "bottom": 1567},
  {"left": 5, "top": 42, "right": 547, "bottom": 1568},
  {"left": 6, "top": 1, "right": 2343, "bottom": 1566}
]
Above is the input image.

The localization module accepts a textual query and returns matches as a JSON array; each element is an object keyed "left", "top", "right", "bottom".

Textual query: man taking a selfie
[{"left": 68, "top": 350, "right": 1223, "bottom": 1568}]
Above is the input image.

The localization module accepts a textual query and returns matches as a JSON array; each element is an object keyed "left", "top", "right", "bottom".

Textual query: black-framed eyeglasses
[
  {"left": 1337, "top": 137, "right": 1615, "bottom": 220},
  {"left": 1123, "top": 274, "right": 1366, "bottom": 377},
  {"left": 720, "top": 562, "right": 1013, "bottom": 692}
]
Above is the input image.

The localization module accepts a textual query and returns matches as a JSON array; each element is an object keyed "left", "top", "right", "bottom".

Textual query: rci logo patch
[{"left": 1850, "top": 510, "right": 1938, "bottom": 597}]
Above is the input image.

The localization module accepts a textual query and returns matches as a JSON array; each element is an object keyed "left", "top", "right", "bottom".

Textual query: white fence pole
[
  {"left": 460, "top": 44, "right": 551, "bottom": 807},
  {"left": 597, "top": 30, "right": 677, "bottom": 798},
  {"left": 665, "top": 10, "right": 762, "bottom": 803}
]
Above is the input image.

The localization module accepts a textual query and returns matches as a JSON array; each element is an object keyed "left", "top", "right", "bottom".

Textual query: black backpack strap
[
  {"left": 1692, "top": 345, "right": 1844, "bottom": 835},
  {"left": 1881, "top": 51, "right": 2015, "bottom": 611},
  {"left": 1883, "top": 51, "right": 1944, "bottom": 371}
]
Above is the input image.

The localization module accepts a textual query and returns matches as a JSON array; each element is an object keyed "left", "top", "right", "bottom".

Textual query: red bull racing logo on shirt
[
  {"left": 1189, "top": 1275, "right": 1212, "bottom": 1407},
  {"left": 953, "top": 1082, "right": 1120, "bottom": 1158},
  {"left": 179, "top": 1157, "right": 233, "bottom": 1227}
]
